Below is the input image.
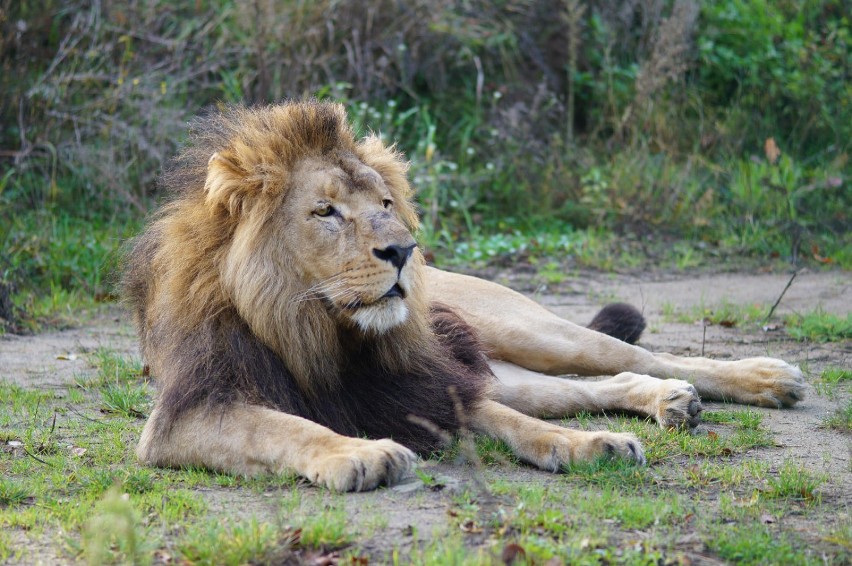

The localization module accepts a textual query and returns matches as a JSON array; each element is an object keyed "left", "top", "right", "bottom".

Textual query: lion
[{"left": 123, "top": 100, "right": 806, "bottom": 491}]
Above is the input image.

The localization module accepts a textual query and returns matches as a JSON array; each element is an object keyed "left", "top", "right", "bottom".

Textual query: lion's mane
[{"left": 123, "top": 101, "right": 489, "bottom": 453}]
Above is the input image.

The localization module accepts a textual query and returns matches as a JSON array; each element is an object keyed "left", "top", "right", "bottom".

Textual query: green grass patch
[
  {"left": 763, "top": 461, "right": 826, "bottom": 503},
  {"left": 786, "top": 311, "right": 852, "bottom": 342},
  {"left": 0, "top": 479, "right": 30, "bottom": 508},
  {"left": 662, "top": 301, "right": 767, "bottom": 327},
  {"left": 814, "top": 366, "right": 852, "bottom": 398},
  {"left": 610, "top": 413, "right": 773, "bottom": 463},
  {"left": 706, "top": 524, "right": 816, "bottom": 566},
  {"left": 820, "top": 367, "right": 852, "bottom": 384},
  {"left": 297, "top": 501, "right": 351, "bottom": 548},
  {"left": 1, "top": 207, "right": 141, "bottom": 332},
  {"left": 176, "top": 517, "right": 297, "bottom": 566},
  {"left": 430, "top": 434, "right": 520, "bottom": 468},
  {"left": 824, "top": 399, "right": 852, "bottom": 433}
]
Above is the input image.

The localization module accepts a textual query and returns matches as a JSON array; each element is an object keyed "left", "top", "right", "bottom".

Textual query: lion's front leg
[
  {"left": 490, "top": 361, "right": 702, "bottom": 429},
  {"left": 469, "top": 400, "right": 646, "bottom": 471},
  {"left": 137, "top": 405, "right": 416, "bottom": 492}
]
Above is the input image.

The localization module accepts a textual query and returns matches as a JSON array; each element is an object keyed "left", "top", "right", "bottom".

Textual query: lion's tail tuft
[{"left": 587, "top": 303, "right": 646, "bottom": 345}]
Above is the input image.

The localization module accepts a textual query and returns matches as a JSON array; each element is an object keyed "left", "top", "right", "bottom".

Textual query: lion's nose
[{"left": 373, "top": 244, "right": 415, "bottom": 270}]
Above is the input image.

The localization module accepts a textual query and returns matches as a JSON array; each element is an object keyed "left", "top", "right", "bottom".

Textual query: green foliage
[
  {"left": 707, "top": 524, "right": 813, "bottom": 565},
  {"left": 176, "top": 518, "right": 295, "bottom": 566},
  {"left": 786, "top": 310, "right": 852, "bottom": 342},
  {"left": 824, "top": 399, "right": 852, "bottom": 432},
  {"left": 763, "top": 461, "right": 825, "bottom": 503},
  {"left": 0, "top": 480, "right": 30, "bottom": 508},
  {"left": 82, "top": 487, "right": 142, "bottom": 566},
  {"left": 1, "top": 0, "right": 849, "bottom": 327},
  {"left": 820, "top": 367, "right": 852, "bottom": 384},
  {"left": 699, "top": 0, "right": 851, "bottom": 154}
]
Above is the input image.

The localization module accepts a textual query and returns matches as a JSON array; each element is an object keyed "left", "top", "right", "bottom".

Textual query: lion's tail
[{"left": 587, "top": 303, "right": 646, "bottom": 345}]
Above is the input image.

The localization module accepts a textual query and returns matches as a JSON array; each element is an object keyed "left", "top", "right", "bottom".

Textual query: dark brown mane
[{"left": 147, "top": 303, "right": 489, "bottom": 454}]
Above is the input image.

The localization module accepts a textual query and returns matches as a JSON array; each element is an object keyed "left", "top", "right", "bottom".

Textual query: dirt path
[{"left": 1, "top": 269, "right": 850, "bottom": 564}]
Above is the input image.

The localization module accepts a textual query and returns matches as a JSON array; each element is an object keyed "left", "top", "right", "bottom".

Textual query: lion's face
[
  {"left": 219, "top": 151, "right": 421, "bottom": 336},
  {"left": 283, "top": 155, "right": 419, "bottom": 333}
]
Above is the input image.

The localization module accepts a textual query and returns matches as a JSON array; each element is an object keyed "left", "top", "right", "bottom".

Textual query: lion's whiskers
[{"left": 292, "top": 275, "right": 347, "bottom": 303}]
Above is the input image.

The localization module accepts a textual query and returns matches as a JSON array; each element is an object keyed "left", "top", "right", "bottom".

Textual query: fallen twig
[{"left": 765, "top": 269, "right": 801, "bottom": 322}]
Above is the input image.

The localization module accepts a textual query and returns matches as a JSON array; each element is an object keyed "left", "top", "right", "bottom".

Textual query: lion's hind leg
[
  {"left": 469, "top": 399, "right": 646, "bottom": 471},
  {"left": 490, "top": 361, "right": 703, "bottom": 429},
  {"left": 137, "top": 405, "right": 416, "bottom": 492}
]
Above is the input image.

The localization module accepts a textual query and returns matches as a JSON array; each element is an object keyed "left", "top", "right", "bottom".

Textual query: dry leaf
[
  {"left": 811, "top": 244, "right": 834, "bottom": 264},
  {"left": 459, "top": 519, "right": 482, "bottom": 533},
  {"left": 707, "top": 431, "right": 718, "bottom": 440},
  {"left": 501, "top": 543, "right": 526, "bottom": 565},
  {"left": 764, "top": 137, "right": 781, "bottom": 165},
  {"left": 71, "top": 446, "right": 87, "bottom": 457}
]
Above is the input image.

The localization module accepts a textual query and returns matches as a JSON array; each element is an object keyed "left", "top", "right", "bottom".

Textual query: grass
[
  {"left": 707, "top": 524, "right": 815, "bottom": 566},
  {"left": 763, "top": 461, "right": 826, "bottom": 503},
  {"left": 176, "top": 518, "right": 297, "bottom": 566},
  {"left": 2, "top": 348, "right": 849, "bottom": 564},
  {"left": 786, "top": 311, "right": 852, "bottom": 343},
  {"left": 824, "top": 399, "right": 852, "bottom": 433},
  {"left": 813, "top": 366, "right": 852, "bottom": 399},
  {"left": 660, "top": 303, "right": 852, "bottom": 344},
  {"left": 661, "top": 300, "right": 767, "bottom": 327}
]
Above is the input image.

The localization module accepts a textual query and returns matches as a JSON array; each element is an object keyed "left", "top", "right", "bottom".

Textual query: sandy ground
[{"left": 1, "top": 268, "right": 850, "bottom": 564}]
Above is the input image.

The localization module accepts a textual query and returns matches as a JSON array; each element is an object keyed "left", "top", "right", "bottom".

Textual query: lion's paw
[
  {"left": 654, "top": 379, "right": 702, "bottom": 429},
  {"left": 305, "top": 438, "right": 416, "bottom": 492},
  {"left": 728, "top": 358, "right": 806, "bottom": 408},
  {"left": 526, "top": 429, "right": 646, "bottom": 472}
]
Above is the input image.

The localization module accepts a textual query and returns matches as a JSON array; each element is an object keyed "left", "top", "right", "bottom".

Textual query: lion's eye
[
  {"left": 382, "top": 199, "right": 393, "bottom": 209},
  {"left": 314, "top": 204, "right": 335, "bottom": 217}
]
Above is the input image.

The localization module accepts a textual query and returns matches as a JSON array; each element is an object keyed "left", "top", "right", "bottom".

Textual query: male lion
[{"left": 124, "top": 101, "right": 806, "bottom": 491}]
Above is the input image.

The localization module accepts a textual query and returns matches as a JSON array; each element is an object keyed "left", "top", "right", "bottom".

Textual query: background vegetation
[{"left": 1, "top": 0, "right": 849, "bottom": 330}]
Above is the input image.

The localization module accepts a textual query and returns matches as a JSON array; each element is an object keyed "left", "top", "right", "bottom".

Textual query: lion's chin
[{"left": 350, "top": 300, "right": 409, "bottom": 334}]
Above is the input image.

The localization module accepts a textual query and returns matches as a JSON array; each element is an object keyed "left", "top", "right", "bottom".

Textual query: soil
[{"left": 1, "top": 268, "right": 850, "bottom": 564}]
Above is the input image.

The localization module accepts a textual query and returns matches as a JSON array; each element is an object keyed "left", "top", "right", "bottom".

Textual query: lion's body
[{"left": 125, "top": 101, "right": 806, "bottom": 490}]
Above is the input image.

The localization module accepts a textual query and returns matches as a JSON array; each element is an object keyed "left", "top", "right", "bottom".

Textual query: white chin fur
[{"left": 351, "top": 301, "right": 409, "bottom": 333}]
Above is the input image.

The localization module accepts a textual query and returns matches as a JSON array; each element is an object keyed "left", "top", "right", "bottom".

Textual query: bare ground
[{"left": 1, "top": 268, "right": 850, "bottom": 564}]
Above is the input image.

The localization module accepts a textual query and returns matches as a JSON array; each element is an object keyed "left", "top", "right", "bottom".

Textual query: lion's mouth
[
  {"left": 381, "top": 283, "right": 406, "bottom": 300},
  {"left": 337, "top": 284, "right": 405, "bottom": 312}
]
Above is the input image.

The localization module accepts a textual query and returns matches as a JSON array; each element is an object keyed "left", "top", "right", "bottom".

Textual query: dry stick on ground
[{"left": 765, "top": 269, "right": 801, "bottom": 323}]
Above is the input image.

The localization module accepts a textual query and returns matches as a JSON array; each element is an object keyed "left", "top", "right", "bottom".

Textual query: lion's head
[{"left": 130, "top": 101, "right": 435, "bottom": 394}]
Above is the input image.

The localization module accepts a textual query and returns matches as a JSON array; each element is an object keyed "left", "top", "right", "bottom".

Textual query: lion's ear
[{"left": 205, "top": 151, "right": 251, "bottom": 216}]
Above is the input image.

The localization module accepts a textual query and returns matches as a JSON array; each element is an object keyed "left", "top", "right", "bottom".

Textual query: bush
[{"left": 0, "top": 0, "right": 848, "bottom": 324}]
